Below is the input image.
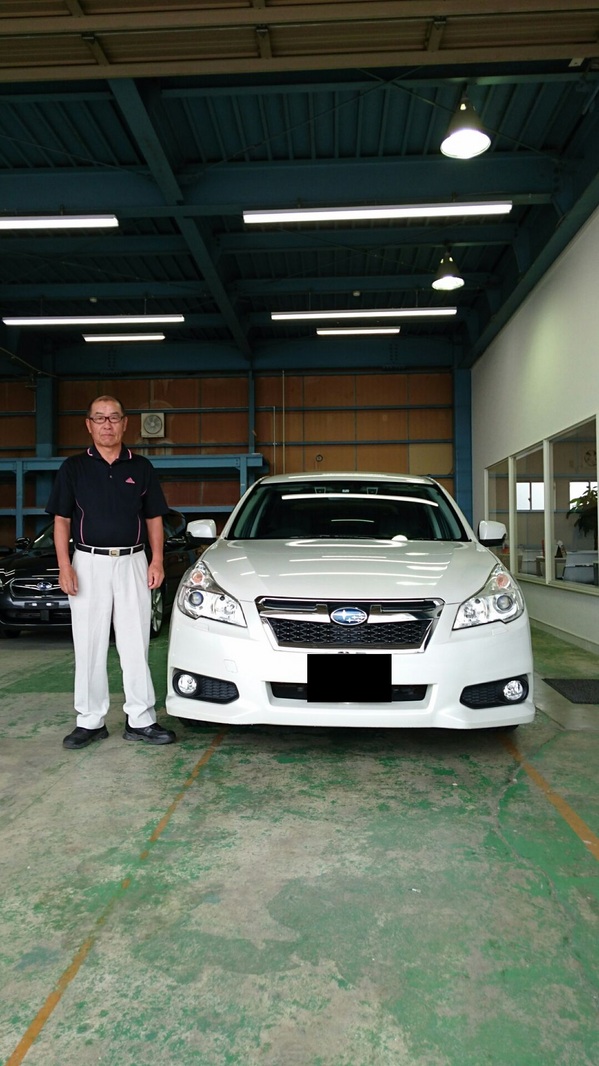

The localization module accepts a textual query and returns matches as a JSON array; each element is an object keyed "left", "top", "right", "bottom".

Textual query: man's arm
[
  {"left": 146, "top": 515, "right": 165, "bottom": 589},
  {"left": 54, "top": 515, "right": 78, "bottom": 596}
]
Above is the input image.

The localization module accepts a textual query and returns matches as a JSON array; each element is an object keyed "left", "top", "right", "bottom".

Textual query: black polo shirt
[{"left": 46, "top": 445, "right": 169, "bottom": 547}]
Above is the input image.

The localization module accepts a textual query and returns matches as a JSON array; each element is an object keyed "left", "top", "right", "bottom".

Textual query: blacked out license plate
[{"left": 307, "top": 653, "right": 392, "bottom": 703}]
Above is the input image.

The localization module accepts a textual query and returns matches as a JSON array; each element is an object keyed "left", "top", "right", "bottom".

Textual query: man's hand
[
  {"left": 59, "top": 563, "right": 78, "bottom": 596},
  {"left": 147, "top": 560, "right": 165, "bottom": 589}
]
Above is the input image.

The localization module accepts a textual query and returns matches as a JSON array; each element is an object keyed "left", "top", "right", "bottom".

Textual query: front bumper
[{"left": 166, "top": 605, "right": 535, "bottom": 729}]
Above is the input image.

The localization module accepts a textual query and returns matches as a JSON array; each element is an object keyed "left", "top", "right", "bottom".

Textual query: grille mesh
[
  {"left": 267, "top": 618, "right": 431, "bottom": 648},
  {"left": 271, "top": 682, "right": 427, "bottom": 702},
  {"left": 173, "top": 671, "right": 239, "bottom": 704},
  {"left": 460, "top": 676, "right": 528, "bottom": 708}
]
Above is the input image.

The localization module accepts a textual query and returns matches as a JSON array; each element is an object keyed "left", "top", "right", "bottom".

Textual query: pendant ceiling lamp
[
  {"left": 432, "top": 252, "right": 465, "bottom": 291},
  {"left": 440, "top": 95, "right": 491, "bottom": 160}
]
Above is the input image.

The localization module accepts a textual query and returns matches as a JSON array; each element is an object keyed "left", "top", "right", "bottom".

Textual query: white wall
[{"left": 472, "top": 207, "right": 599, "bottom": 648}]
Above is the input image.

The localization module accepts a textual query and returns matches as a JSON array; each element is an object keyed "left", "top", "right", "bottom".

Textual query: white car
[{"left": 166, "top": 472, "right": 534, "bottom": 730}]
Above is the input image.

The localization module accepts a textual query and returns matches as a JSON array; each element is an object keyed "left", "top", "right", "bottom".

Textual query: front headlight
[
  {"left": 176, "top": 561, "right": 247, "bottom": 627},
  {"left": 453, "top": 564, "right": 525, "bottom": 629}
]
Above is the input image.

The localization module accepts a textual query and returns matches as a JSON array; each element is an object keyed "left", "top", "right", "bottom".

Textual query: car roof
[{"left": 256, "top": 471, "right": 435, "bottom": 487}]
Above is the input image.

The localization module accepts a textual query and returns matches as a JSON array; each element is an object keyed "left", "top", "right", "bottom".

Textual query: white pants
[{"left": 69, "top": 548, "right": 157, "bottom": 730}]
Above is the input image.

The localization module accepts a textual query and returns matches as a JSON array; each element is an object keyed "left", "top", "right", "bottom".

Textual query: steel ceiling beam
[
  {"left": 3, "top": 3, "right": 596, "bottom": 37},
  {"left": 106, "top": 77, "right": 252, "bottom": 358},
  {"left": 0, "top": 154, "right": 561, "bottom": 215}
]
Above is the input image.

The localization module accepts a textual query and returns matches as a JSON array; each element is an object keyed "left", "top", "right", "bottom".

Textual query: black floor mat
[{"left": 542, "top": 678, "right": 599, "bottom": 704}]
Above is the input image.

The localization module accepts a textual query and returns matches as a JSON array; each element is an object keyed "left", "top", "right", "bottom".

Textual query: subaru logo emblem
[
  {"left": 330, "top": 606, "right": 368, "bottom": 626},
  {"left": 37, "top": 581, "right": 53, "bottom": 591}
]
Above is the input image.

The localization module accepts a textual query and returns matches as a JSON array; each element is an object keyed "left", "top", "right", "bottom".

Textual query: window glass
[
  {"left": 552, "top": 419, "right": 597, "bottom": 586},
  {"left": 515, "top": 447, "right": 544, "bottom": 576},
  {"left": 487, "top": 459, "right": 513, "bottom": 569}
]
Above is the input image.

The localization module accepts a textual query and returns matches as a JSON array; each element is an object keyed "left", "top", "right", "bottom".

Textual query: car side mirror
[
  {"left": 14, "top": 536, "right": 32, "bottom": 551},
  {"left": 187, "top": 518, "right": 217, "bottom": 541},
  {"left": 478, "top": 519, "right": 507, "bottom": 547}
]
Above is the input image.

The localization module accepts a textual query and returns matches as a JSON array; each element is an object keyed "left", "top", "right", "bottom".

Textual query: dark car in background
[{"left": 0, "top": 509, "right": 203, "bottom": 639}]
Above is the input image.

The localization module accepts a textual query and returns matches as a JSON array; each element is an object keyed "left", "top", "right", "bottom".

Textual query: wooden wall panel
[
  {"left": 136, "top": 412, "right": 200, "bottom": 450},
  {"left": 257, "top": 374, "right": 303, "bottom": 407},
  {"left": 408, "top": 373, "right": 453, "bottom": 404},
  {"left": 1, "top": 416, "right": 35, "bottom": 448},
  {"left": 304, "top": 410, "right": 354, "bottom": 442},
  {"left": 303, "top": 375, "right": 355, "bottom": 407},
  {"left": 356, "top": 374, "right": 408, "bottom": 407},
  {"left": 356, "top": 408, "right": 408, "bottom": 441},
  {"left": 57, "top": 415, "right": 87, "bottom": 450},
  {"left": 58, "top": 380, "right": 94, "bottom": 411},
  {"left": 408, "top": 443, "right": 453, "bottom": 477},
  {"left": 436, "top": 477, "right": 455, "bottom": 496},
  {"left": 3, "top": 370, "right": 455, "bottom": 527},
  {"left": 151, "top": 379, "right": 201, "bottom": 409},
  {"left": 302, "top": 445, "right": 355, "bottom": 470},
  {"left": 0, "top": 382, "right": 35, "bottom": 412},
  {"left": 201, "top": 411, "right": 248, "bottom": 447},
  {"left": 274, "top": 445, "right": 304, "bottom": 474},
  {"left": 356, "top": 443, "right": 409, "bottom": 471},
  {"left": 409, "top": 407, "right": 453, "bottom": 441},
  {"left": 103, "top": 380, "right": 150, "bottom": 412},
  {"left": 202, "top": 377, "right": 247, "bottom": 407}
]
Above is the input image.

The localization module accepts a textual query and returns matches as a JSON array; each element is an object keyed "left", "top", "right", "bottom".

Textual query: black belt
[{"left": 76, "top": 543, "right": 145, "bottom": 557}]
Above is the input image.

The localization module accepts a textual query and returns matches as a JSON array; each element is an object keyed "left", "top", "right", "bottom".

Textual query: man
[{"left": 46, "top": 395, "right": 176, "bottom": 749}]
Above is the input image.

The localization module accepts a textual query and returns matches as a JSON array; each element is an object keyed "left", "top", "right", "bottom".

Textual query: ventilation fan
[{"left": 140, "top": 411, "right": 165, "bottom": 437}]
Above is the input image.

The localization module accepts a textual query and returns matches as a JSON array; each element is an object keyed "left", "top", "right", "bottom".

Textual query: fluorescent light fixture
[
  {"left": 0, "top": 214, "right": 119, "bottom": 230},
  {"left": 432, "top": 252, "right": 465, "bottom": 292},
  {"left": 272, "top": 308, "right": 457, "bottom": 321},
  {"left": 3, "top": 314, "right": 184, "bottom": 326},
  {"left": 83, "top": 333, "right": 165, "bottom": 343},
  {"left": 317, "top": 327, "right": 400, "bottom": 336},
  {"left": 440, "top": 97, "right": 491, "bottom": 160},
  {"left": 244, "top": 202, "right": 510, "bottom": 224}
]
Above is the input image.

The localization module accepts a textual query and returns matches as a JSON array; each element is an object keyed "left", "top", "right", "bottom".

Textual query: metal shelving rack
[{"left": 0, "top": 453, "right": 266, "bottom": 538}]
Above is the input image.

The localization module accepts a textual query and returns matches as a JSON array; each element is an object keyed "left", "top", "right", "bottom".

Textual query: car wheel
[
  {"left": 3, "top": 628, "right": 21, "bottom": 638},
  {"left": 149, "top": 587, "right": 164, "bottom": 639}
]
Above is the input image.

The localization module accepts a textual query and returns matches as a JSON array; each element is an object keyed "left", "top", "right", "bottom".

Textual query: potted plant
[{"left": 567, "top": 485, "right": 598, "bottom": 549}]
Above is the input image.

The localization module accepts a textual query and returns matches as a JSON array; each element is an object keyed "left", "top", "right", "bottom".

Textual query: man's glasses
[{"left": 88, "top": 414, "right": 124, "bottom": 424}]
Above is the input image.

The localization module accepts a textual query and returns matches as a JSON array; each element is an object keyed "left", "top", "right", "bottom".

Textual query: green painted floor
[{"left": 0, "top": 625, "right": 598, "bottom": 1066}]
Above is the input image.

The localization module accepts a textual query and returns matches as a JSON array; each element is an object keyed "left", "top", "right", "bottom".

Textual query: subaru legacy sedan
[{"left": 166, "top": 472, "right": 534, "bottom": 730}]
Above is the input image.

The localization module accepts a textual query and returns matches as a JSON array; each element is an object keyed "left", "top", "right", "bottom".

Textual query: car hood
[
  {"left": 200, "top": 538, "right": 502, "bottom": 603},
  {"left": 0, "top": 549, "right": 59, "bottom": 578}
]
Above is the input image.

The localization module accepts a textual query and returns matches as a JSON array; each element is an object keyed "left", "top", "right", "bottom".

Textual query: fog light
[
  {"left": 176, "top": 672, "right": 198, "bottom": 696},
  {"left": 503, "top": 679, "right": 525, "bottom": 702}
]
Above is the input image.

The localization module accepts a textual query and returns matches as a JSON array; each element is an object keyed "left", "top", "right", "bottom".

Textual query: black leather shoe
[
  {"left": 122, "top": 720, "right": 177, "bottom": 745},
  {"left": 63, "top": 725, "right": 109, "bottom": 750}
]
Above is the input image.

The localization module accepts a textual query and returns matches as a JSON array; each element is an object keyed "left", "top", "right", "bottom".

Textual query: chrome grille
[
  {"left": 10, "top": 577, "right": 63, "bottom": 601},
  {"left": 257, "top": 598, "right": 443, "bottom": 650}
]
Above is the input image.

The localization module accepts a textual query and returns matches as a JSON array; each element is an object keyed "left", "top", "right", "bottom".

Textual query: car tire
[
  {"left": 149, "top": 587, "right": 164, "bottom": 639},
  {"left": 3, "top": 628, "right": 21, "bottom": 638}
]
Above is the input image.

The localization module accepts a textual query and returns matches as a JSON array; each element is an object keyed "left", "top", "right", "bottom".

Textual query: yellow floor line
[
  {"left": 5, "top": 729, "right": 228, "bottom": 1066},
  {"left": 502, "top": 735, "right": 599, "bottom": 862}
]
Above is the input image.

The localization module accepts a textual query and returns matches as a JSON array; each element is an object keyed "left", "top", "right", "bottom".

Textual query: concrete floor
[{"left": 0, "top": 625, "right": 597, "bottom": 1066}]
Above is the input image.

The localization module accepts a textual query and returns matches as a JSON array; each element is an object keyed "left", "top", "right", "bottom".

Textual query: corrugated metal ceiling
[{"left": 0, "top": 1, "right": 599, "bottom": 377}]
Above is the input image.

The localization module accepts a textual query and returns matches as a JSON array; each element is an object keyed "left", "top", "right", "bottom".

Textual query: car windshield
[
  {"left": 30, "top": 524, "right": 56, "bottom": 550},
  {"left": 228, "top": 479, "right": 468, "bottom": 541}
]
